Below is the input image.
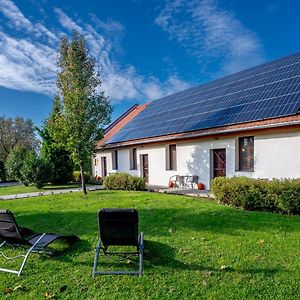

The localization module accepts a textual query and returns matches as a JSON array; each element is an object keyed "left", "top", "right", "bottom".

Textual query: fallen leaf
[
  {"left": 258, "top": 239, "right": 265, "bottom": 245},
  {"left": 44, "top": 291, "right": 55, "bottom": 299},
  {"left": 13, "top": 285, "right": 23, "bottom": 291},
  {"left": 220, "top": 265, "right": 229, "bottom": 270},
  {"left": 5, "top": 288, "right": 12, "bottom": 294},
  {"left": 168, "top": 228, "right": 175, "bottom": 233}
]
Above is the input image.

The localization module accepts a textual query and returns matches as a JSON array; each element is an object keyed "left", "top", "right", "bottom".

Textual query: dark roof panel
[{"left": 108, "top": 52, "right": 300, "bottom": 143}]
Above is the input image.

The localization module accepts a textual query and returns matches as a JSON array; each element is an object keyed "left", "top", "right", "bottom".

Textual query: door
[
  {"left": 213, "top": 149, "right": 226, "bottom": 178},
  {"left": 101, "top": 157, "right": 107, "bottom": 177},
  {"left": 141, "top": 154, "right": 149, "bottom": 183}
]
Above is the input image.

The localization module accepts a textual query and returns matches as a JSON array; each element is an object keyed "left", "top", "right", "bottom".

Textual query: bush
[
  {"left": 103, "top": 173, "right": 146, "bottom": 191},
  {"left": 5, "top": 146, "right": 29, "bottom": 183},
  {"left": 211, "top": 177, "right": 300, "bottom": 214},
  {"left": 21, "top": 152, "right": 51, "bottom": 189},
  {"left": 73, "top": 171, "right": 91, "bottom": 184}
]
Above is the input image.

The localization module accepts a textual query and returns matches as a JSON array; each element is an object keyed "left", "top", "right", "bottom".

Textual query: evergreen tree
[{"left": 39, "top": 96, "right": 74, "bottom": 184}]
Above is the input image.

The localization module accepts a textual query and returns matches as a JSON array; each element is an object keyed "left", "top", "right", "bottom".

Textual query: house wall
[{"left": 93, "top": 130, "right": 300, "bottom": 189}]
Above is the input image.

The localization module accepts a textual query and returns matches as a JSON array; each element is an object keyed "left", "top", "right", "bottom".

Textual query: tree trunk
[{"left": 79, "top": 161, "right": 87, "bottom": 194}]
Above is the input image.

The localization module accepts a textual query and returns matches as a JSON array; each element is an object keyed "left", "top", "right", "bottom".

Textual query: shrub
[
  {"left": 73, "top": 171, "right": 91, "bottom": 184},
  {"left": 5, "top": 146, "right": 29, "bottom": 183},
  {"left": 103, "top": 173, "right": 146, "bottom": 191},
  {"left": 211, "top": 177, "right": 300, "bottom": 214},
  {"left": 269, "top": 179, "right": 300, "bottom": 214},
  {"left": 21, "top": 152, "right": 51, "bottom": 189}
]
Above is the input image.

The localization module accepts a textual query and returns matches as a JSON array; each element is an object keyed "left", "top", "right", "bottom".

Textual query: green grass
[
  {"left": 0, "top": 183, "right": 86, "bottom": 196},
  {"left": 0, "top": 191, "right": 299, "bottom": 299}
]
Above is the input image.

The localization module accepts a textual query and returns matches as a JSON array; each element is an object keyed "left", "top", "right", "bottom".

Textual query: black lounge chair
[
  {"left": 92, "top": 208, "right": 144, "bottom": 277},
  {"left": 0, "top": 209, "right": 79, "bottom": 276}
]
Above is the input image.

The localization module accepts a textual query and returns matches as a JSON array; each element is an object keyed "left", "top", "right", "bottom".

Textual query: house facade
[{"left": 93, "top": 52, "right": 300, "bottom": 189}]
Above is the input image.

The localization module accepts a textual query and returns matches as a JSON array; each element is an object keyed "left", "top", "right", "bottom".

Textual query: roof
[
  {"left": 108, "top": 52, "right": 300, "bottom": 145},
  {"left": 96, "top": 103, "right": 149, "bottom": 148}
]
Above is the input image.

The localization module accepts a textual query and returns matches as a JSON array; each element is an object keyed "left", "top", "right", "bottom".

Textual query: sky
[{"left": 0, "top": 0, "right": 300, "bottom": 127}]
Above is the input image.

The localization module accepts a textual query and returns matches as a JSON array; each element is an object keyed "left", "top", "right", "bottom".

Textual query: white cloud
[
  {"left": 155, "top": 0, "right": 264, "bottom": 74},
  {"left": 0, "top": 1, "right": 189, "bottom": 101}
]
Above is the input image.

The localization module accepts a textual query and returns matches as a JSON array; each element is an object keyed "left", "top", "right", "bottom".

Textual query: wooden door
[
  {"left": 141, "top": 154, "right": 149, "bottom": 183},
  {"left": 101, "top": 157, "right": 107, "bottom": 177},
  {"left": 213, "top": 149, "right": 226, "bottom": 178}
]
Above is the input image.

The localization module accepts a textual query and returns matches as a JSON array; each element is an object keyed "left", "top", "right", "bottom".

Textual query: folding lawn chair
[
  {"left": 0, "top": 209, "right": 79, "bottom": 276},
  {"left": 92, "top": 208, "right": 144, "bottom": 277}
]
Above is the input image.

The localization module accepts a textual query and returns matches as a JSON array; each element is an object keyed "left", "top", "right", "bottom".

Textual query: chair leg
[
  {"left": 17, "top": 233, "right": 46, "bottom": 276},
  {"left": 0, "top": 233, "right": 46, "bottom": 276},
  {"left": 138, "top": 232, "right": 144, "bottom": 277},
  {"left": 92, "top": 238, "right": 101, "bottom": 278}
]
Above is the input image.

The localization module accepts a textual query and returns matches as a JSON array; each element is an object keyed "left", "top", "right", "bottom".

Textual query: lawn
[
  {"left": 0, "top": 190, "right": 299, "bottom": 299},
  {"left": 0, "top": 183, "right": 89, "bottom": 196}
]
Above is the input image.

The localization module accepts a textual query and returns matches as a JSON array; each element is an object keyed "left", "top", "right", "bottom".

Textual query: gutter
[{"left": 102, "top": 119, "right": 300, "bottom": 149}]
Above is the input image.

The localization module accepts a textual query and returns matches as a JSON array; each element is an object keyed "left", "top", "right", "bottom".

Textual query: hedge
[
  {"left": 211, "top": 177, "right": 300, "bottom": 215},
  {"left": 103, "top": 173, "right": 146, "bottom": 191}
]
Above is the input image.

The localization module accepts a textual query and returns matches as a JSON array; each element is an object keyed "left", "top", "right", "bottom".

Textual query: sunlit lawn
[
  {"left": 0, "top": 183, "right": 89, "bottom": 196},
  {"left": 0, "top": 190, "right": 299, "bottom": 299}
]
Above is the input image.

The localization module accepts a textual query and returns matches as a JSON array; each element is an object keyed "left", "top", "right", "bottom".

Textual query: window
[
  {"left": 166, "top": 144, "right": 177, "bottom": 170},
  {"left": 112, "top": 150, "right": 118, "bottom": 170},
  {"left": 129, "top": 148, "right": 137, "bottom": 170},
  {"left": 94, "top": 158, "right": 99, "bottom": 166},
  {"left": 238, "top": 136, "right": 254, "bottom": 171},
  {"left": 101, "top": 157, "right": 107, "bottom": 177}
]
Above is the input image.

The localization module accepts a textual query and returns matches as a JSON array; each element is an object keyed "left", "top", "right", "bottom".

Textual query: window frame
[
  {"left": 129, "top": 148, "right": 137, "bottom": 170},
  {"left": 238, "top": 136, "right": 254, "bottom": 171},
  {"left": 166, "top": 144, "right": 177, "bottom": 171},
  {"left": 112, "top": 150, "right": 118, "bottom": 170}
]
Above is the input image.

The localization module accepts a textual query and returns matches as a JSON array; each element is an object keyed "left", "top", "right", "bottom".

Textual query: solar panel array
[{"left": 108, "top": 52, "right": 300, "bottom": 144}]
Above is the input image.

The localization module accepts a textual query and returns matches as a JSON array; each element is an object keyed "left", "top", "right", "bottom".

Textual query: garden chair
[
  {"left": 186, "top": 175, "right": 199, "bottom": 189},
  {"left": 0, "top": 209, "right": 79, "bottom": 276},
  {"left": 92, "top": 208, "right": 144, "bottom": 277}
]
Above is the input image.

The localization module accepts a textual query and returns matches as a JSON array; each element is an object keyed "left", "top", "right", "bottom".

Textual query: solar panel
[{"left": 108, "top": 52, "right": 300, "bottom": 144}]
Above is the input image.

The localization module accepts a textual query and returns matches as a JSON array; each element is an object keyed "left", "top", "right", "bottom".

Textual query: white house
[{"left": 93, "top": 52, "right": 300, "bottom": 189}]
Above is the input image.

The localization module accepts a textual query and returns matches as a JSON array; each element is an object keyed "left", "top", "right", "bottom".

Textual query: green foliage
[
  {"left": 0, "top": 116, "right": 38, "bottom": 161},
  {"left": 21, "top": 152, "right": 51, "bottom": 189},
  {"left": 0, "top": 191, "right": 300, "bottom": 299},
  {"left": 73, "top": 171, "right": 91, "bottom": 184},
  {"left": 103, "top": 173, "right": 146, "bottom": 191},
  {"left": 211, "top": 177, "right": 300, "bottom": 214},
  {"left": 39, "top": 97, "right": 74, "bottom": 184},
  {"left": 0, "top": 160, "right": 6, "bottom": 181},
  {"left": 5, "top": 146, "right": 30, "bottom": 183},
  {"left": 57, "top": 32, "right": 112, "bottom": 193}
]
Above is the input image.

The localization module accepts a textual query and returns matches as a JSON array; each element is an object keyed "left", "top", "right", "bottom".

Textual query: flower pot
[
  {"left": 197, "top": 182, "right": 205, "bottom": 190},
  {"left": 168, "top": 180, "right": 174, "bottom": 188}
]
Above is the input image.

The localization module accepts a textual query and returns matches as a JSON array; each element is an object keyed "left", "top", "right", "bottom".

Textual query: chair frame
[
  {"left": 0, "top": 233, "right": 47, "bottom": 276},
  {"left": 92, "top": 232, "right": 144, "bottom": 277},
  {"left": 92, "top": 208, "right": 144, "bottom": 277},
  {"left": 0, "top": 209, "right": 78, "bottom": 276}
]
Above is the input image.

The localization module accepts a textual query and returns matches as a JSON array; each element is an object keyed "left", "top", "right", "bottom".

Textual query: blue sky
[{"left": 0, "top": 0, "right": 300, "bottom": 127}]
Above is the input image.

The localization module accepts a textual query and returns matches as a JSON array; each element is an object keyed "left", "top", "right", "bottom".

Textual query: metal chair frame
[{"left": 92, "top": 208, "right": 144, "bottom": 277}]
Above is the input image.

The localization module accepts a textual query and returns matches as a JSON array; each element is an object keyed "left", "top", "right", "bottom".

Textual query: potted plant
[
  {"left": 197, "top": 182, "right": 205, "bottom": 190},
  {"left": 168, "top": 180, "right": 174, "bottom": 188}
]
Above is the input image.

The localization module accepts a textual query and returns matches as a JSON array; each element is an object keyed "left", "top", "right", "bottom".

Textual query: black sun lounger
[
  {"left": 0, "top": 209, "right": 79, "bottom": 276},
  {"left": 92, "top": 208, "right": 144, "bottom": 277}
]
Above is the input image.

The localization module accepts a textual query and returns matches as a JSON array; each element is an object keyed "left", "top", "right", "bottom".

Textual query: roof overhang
[{"left": 100, "top": 114, "right": 300, "bottom": 149}]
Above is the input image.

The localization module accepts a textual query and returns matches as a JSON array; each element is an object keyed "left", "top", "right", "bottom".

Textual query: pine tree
[{"left": 39, "top": 96, "right": 74, "bottom": 184}]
